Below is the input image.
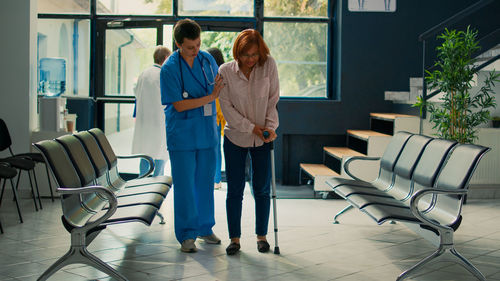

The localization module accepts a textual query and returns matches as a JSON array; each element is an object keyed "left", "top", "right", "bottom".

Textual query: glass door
[{"left": 97, "top": 22, "right": 173, "bottom": 174}]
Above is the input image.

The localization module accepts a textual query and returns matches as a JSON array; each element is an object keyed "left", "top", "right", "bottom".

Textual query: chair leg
[
  {"left": 31, "top": 169, "right": 43, "bottom": 210},
  {"left": 396, "top": 244, "right": 486, "bottom": 281},
  {"left": 333, "top": 204, "right": 354, "bottom": 224},
  {"left": 37, "top": 245, "right": 128, "bottom": 281},
  {"left": 10, "top": 178, "right": 23, "bottom": 223},
  {"left": 0, "top": 178, "right": 5, "bottom": 206},
  {"left": 450, "top": 247, "right": 486, "bottom": 281},
  {"left": 0, "top": 179, "right": 3, "bottom": 234},
  {"left": 44, "top": 163, "right": 55, "bottom": 202},
  {"left": 18, "top": 170, "right": 38, "bottom": 212}
]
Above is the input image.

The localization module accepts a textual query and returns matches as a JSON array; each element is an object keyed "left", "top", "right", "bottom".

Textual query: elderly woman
[{"left": 218, "top": 29, "right": 279, "bottom": 255}]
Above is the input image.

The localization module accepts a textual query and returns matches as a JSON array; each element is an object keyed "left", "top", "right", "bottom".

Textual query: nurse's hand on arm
[{"left": 172, "top": 74, "right": 225, "bottom": 112}]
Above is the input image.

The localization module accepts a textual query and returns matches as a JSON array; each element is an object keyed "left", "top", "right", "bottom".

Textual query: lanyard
[{"left": 179, "top": 51, "right": 209, "bottom": 95}]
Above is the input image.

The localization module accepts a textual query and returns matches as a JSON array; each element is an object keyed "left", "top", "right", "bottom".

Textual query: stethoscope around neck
[{"left": 178, "top": 50, "right": 216, "bottom": 99}]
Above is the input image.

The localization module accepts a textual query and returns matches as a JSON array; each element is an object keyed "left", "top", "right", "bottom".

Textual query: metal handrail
[
  {"left": 419, "top": 0, "right": 499, "bottom": 118},
  {"left": 418, "top": 0, "right": 494, "bottom": 42}
]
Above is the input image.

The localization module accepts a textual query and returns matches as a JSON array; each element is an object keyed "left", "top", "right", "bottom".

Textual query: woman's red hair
[{"left": 233, "top": 29, "right": 269, "bottom": 66}]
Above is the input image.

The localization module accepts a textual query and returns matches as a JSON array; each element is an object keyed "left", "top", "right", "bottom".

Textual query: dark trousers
[{"left": 224, "top": 136, "right": 271, "bottom": 238}]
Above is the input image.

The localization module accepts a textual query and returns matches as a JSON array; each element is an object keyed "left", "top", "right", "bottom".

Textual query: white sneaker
[
  {"left": 198, "top": 233, "right": 221, "bottom": 244},
  {"left": 180, "top": 239, "right": 197, "bottom": 253}
]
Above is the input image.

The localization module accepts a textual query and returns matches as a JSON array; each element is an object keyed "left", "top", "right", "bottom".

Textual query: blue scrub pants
[
  {"left": 224, "top": 136, "right": 271, "bottom": 238},
  {"left": 215, "top": 124, "right": 222, "bottom": 184},
  {"left": 139, "top": 159, "right": 165, "bottom": 177},
  {"left": 169, "top": 147, "right": 217, "bottom": 243}
]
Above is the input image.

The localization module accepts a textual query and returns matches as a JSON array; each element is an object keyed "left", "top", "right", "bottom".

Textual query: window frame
[{"left": 37, "top": 0, "right": 336, "bottom": 104}]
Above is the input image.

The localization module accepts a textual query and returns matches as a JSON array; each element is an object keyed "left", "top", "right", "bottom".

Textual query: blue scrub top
[{"left": 160, "top": 50, "right": 219, "bottom": 151}]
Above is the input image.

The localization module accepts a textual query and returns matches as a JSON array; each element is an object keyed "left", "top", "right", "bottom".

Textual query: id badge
[{"left": 203, "top": 103, "right": 212, "bottom": 116}]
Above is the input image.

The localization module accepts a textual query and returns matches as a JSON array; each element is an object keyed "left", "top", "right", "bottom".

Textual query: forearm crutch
[{"left": 265, "top": 131, "right": 280, "bottom": 255}]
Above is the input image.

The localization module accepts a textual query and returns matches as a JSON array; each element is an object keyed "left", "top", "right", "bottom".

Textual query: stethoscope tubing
[{"left": 178, "top": 51, "right": 215, "bottom": 99}]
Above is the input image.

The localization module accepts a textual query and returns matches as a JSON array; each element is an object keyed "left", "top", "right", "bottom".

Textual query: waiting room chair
[
  {"left": 0, "top": 118, "right": 55, "bottom": 211},
  {"left": 0, "top": 162, "right": 23, "bottom": 233}
]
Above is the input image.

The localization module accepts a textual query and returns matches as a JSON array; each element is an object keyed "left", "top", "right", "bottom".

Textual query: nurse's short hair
[
  {"left": 153, "top": 46, "right": 171, "bottom": 65},
  {"left": 174, "top": 19, "right": 201, "bottom": 45}
]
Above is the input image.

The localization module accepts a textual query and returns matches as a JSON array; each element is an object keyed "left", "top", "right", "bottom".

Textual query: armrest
[
  {"left": 410, "top": 188, "right": 467, "bottom": 232},
  {"left": 343, "top": 156, "right": 381, "bottom": 181},
  {"left": 58, "top": 185, "right": 118, "bottom": 232},
  {"left": 116, "top": 154, "right": 154, "bottom": 178}
]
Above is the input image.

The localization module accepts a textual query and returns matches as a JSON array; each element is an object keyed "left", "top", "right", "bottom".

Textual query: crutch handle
[{"left": 263, "top": 131, "right": 274, "bottom": 149}]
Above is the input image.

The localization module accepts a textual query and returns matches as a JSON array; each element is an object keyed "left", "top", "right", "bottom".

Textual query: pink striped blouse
[{"left": 218, "top": 56, "right": 280, "bottom": 148}]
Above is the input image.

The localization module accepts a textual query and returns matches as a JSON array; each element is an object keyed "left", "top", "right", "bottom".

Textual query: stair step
[
  {"left": 300, "top": 163, "right": 339, "bottom": 177},
  {"left": 347, "top": 130, "right": 390, "bottom": 141},
  {"left": 409, "top": 77, "right": 423, "bottom": 87},
  {"left": 370, "top": 113, "right": 418, "bottom": 121},
  {"left": 323, "top": 147, "right": 365, "bottom": 160},
  {"left": 384, "top": 91, "right": 409, "bottom": 101}
]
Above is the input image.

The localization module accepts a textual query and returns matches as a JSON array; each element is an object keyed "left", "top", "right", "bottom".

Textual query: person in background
[
  {"left": 206, "top": 47, "right": 225, "bottom": 190},
  {"left": 132, "top": 45, "right": 171, "bottom": 177},
  {"left": 218, "top": 29, "right": 279, "bottom": 255},
  {"left": 160, "top": 19, "right": 225, "bottom": 253}
]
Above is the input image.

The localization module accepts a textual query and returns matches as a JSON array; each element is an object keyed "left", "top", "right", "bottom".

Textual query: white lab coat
[{"left": 131, "top": 64, "right": 168, "bottom": 160}]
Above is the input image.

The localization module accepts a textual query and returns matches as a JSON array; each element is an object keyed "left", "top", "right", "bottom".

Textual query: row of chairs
[
  {"left": 327, "top": 131, "right": 490, "bottom": 280},
  {"left": 0, "top": 118, "right": 54, "bottom": 233},
  {"left": 34, "top": 128, "right": 172, "bottom": 281}
]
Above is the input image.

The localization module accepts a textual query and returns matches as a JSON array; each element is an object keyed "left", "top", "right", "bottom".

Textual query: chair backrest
[
  {"left": 33, "top": 140, "right": 107, "bottom": 228},
  {"left": 88, "top": 128, "right": 126, "bottom": 190},
  {"left": 0, "top": 118, "right": 12, "bottom": 152},
  {"left": 88, "top": 128, "right": 118, "bottom": 169},
  {"left": 389, "top": 134, "right": 433, "bottom": 201},
  {"left": 372, "top": 131, "right": 413, "bottom": 190},
  {"left": 427, "top": 143, "right": 489, "bottom": 227},
  {"left": 411, "top": 138, "right": 457, "bottom": 210},
  {"left": 56, "top": 135, "right": 96, "bottom": 186},
  {"left": 74, "top": 131, "right": 109, "bottom": 178},
  {"left": 56, "top": 135, "right": 117, "bottom": 211}
]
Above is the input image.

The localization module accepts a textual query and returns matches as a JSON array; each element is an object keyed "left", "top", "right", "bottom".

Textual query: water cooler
[{"left": 39, "top": 97, "right": 67, "bottom": 132}]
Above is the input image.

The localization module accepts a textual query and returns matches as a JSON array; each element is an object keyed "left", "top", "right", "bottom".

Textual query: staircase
[
  {"left": 385, "top": 44, "right": 500, "bottom": 105},
  {"left": 299, "top": 113, "right": 420, "bottom": 197}
]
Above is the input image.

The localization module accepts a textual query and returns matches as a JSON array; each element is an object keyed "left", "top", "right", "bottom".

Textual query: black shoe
[
  {"left": 226, "top": 242, "right": 240, "bottom": 255},
  {"left": 257, "top": 240, "right": 270, "bottom": 253}
]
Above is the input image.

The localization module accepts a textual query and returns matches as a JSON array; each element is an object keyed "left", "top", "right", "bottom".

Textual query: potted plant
[{"left": 415, "top": 26, "right": 499, "bottom": 143}]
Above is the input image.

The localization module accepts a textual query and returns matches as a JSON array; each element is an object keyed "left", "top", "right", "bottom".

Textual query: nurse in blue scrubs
[{"left": 160, "top": 19, "right": 225, "bottom": 253}]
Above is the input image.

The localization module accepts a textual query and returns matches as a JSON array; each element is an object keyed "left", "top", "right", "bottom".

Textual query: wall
[
  {"left": 278, "top": 0, "right": 477, "bottom": 184},
  {"left": 0, "top": 0, "right": 37, "bottom": 158}
]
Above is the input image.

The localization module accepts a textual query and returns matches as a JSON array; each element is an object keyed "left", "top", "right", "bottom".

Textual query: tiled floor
[{"left": 1, "top": 184, "right": 500, "bottom": 281}]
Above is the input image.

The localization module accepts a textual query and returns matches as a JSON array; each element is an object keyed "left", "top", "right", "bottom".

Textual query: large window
[
  {"left": 201, "top": 31, "right": 239, "bottom": 63},
  {"left": 38, "top": 0, "right": 90, "bottom": 14},
  {"left": 37, "top": 19, "right": 90, "bottom": 97},
  {"left": 264, "top": 0, "right": 328, "bottom": 17},
  {"left": 104, "top": 28, "right": 158, "bottom": 96},
  {"left": 97, "top": 0, "right": 173, "bottom": 15},
  {"left": 265, "top": 22, "right": 328, "bottom": 98},
  {"left": 180, "top": 0, "right": 253, "bottom": 16}
]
